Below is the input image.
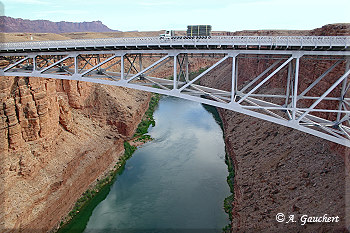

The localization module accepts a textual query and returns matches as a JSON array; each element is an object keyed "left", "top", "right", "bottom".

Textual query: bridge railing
[{"left": 1, "top": 36, "right": 349, "bottom": 51}]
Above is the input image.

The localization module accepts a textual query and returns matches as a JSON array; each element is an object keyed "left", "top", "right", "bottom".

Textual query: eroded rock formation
[{"left": 0, "top": 76, "right": 150, "bottom": 232}]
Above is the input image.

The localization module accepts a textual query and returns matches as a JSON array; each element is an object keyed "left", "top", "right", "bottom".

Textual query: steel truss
[{"left": 1, "top": 49, "right": 350, "bottom": 147}]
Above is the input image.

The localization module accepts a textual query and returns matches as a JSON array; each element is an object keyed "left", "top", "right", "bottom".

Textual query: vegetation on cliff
[
  {"left": 133, "top": 93, "right": 160, "bottom": 137},
  {"left": 58, "top": 141, "right": 137, "bottom": 231},
  {"left": 57, "top": 93, "right": 160, "bottom": 232},
  {"left": 223, "top": 154, "right": 235, "bottom": 232}
]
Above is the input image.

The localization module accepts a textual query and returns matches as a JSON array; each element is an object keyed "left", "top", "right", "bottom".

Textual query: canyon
[
  {"left": 0, "top": 30, "right": 222, "bottom": 231},
  {"left": 201, "top": 24, "right": 350, "bottom": 232},
  {"left": 0, "top": 22, "right": 350, "bottom": 232}
]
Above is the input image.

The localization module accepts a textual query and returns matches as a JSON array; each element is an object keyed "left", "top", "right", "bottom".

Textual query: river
[{"left": 63, "top": 96, "right": 230, "bottom": 233}]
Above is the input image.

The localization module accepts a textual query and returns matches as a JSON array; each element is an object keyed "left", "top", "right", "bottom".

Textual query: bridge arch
[{"left": 1, "top": 36, "right": 350, "bottom": 147}]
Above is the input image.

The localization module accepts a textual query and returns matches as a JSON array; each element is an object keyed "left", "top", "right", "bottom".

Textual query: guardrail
[{"left": 0, "top": 36, "right": 349, "bottom": 51}]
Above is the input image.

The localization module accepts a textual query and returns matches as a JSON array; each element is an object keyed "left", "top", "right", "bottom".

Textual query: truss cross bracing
[{"left": 1, "top": 36, "right": 350, "bottom": 147}]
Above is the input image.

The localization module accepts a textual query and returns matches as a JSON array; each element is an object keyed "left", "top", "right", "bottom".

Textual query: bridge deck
[{"left": 1, "top": 36, "right": 349, "bottom": 53}]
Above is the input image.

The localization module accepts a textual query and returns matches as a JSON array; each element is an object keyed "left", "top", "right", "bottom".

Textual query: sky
[{"left": 1, "top": 0, "right": 350, "bottom": 32}]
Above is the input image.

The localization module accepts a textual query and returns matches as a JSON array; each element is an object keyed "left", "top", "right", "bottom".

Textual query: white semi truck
[
  {"left": 159, "top": 30, "right": 175, "bottom": 39},
  {"left": 159, "top": 25, "right": 212, "bottom": 39}
]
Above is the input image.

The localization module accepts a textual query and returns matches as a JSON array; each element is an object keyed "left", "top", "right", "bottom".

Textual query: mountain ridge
[{"left": 0, "top": 16, "right": 118, "bottom": 33}]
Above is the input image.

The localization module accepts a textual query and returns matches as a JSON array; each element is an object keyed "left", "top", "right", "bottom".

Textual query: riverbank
[
  {"left": 82, "top": 96, "right": 230, "bottom": 231},
  {"left": 129, "top": 93, "right": 161, "bottom": 147},
  {"left": 223, "top": 153, "right": 235, "bottom": 232},
  {"left": 56, "top": 141, "right": 136, "bottom": 232},
  {"left": 56, "top": 94, "right": 160, "bottom": 232}
]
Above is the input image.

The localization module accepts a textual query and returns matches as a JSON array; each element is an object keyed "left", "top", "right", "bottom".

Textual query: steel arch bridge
[{"left": 1, "top": 36, "right": 350, "bottom": 147}]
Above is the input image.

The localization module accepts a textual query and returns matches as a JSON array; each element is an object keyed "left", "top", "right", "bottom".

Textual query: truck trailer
[
  {"left": 186, "top": 25, "right": 212, "bottom": 37},
  {"left": 159, "top": 25, "right": 212, "bottom": 39}
]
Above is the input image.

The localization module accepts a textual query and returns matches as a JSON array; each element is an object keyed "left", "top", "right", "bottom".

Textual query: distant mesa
[{"left": 0, "top": 16, "right": 119, "bottom": 33}]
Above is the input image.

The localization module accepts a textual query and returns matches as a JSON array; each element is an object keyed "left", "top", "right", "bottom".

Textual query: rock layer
[
  {"left": 200, "top": 25, "right": 350, "bottom": 232},
  {"left": 0, "top": 76, "right": 150, "bottom": 232}
]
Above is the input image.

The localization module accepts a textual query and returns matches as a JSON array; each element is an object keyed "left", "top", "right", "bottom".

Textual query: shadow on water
[
  {"left": 202, "top": 103, "right": 235, "bottom": 233},
  {"left": 202, "top": 104, "right": 223, "bottom": 130}
]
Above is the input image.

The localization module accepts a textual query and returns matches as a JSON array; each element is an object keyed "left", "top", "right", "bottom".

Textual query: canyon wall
[
  {"left": 0, "top": 76, "right": 150, "bottom": 232},
  {"left": 1, "top": 23, "right": 349, "bottom": 232},
  {"left": 201, "top": 24, "right": 350, "bottom": 232}
]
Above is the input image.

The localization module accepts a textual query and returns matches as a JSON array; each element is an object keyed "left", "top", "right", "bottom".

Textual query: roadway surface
[{"left": 1, "top": 36, "right": 349, "bottom": 53}]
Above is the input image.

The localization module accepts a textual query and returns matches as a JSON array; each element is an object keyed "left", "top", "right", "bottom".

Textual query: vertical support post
[
  {"left": 176, "top": 56, "right": 181, "bottom": 81},
  {"left": 97, "top": 54, "right": 101, "bottom": 73},
  {"left": 230, "top": 54, "right": 238, "bottom": 103},
  {"left": 337, "top": 59, "right": 350, "bottom": 122},
  {"left": 235, "top": 56, "right": 239, "bottom": 98},
  {"left": 285, "top": 62, "right": 293, "bottom": 106},
  {"left": 74, "top": 55, "right": 78, "bottom": 74},
  {"left": 33, "top": 55, "right": 37, "bottom": 72},
  {"left": 173, "top": 54, "right": 177, "bottom": 89},
  {"left": 139, "top": 54, "right": 142, "bottom": 72},
  {"left": 185, "top": 54, "right": 189, "bottom": 82},
  {"left": 121, "top": 54, "right": 124, "bottom": 80},
  {"left": 292, "top": 56, "right": 300, "bottom": 120}
]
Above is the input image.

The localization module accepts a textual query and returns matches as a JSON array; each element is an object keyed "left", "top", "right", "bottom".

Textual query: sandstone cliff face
[
  {"left": 219, "top": 109, "right": 347, "bottom": 232},
  {"left": 200, "top": 25, "right": 350, "bottom": 232},
  {"left": 0, "top": 76, "right": 150, "bottom": 232}
]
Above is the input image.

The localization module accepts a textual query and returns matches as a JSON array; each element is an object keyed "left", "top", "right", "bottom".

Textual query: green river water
[{"left": 61, "top": 96, "right": 231, "bottom": 233}]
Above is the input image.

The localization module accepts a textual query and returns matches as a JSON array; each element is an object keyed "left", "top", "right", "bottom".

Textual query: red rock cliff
[
  {"left": 201, "top": 24, "right": 350, "bottom": 232},
  {"left": 0, "top": 76, "right": 150, "bottom": 232}
]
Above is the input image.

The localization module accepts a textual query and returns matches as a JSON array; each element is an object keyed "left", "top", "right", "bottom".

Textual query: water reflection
[{"left": 84, "top": 96, "right": 230, "bottom": 232}]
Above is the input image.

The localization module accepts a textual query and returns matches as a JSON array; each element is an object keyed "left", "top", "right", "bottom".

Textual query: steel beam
[
  {"left": 240, "top": 59, "right": 282, "bottom": 93},
  {"left": 173, "top": 54, "right": 177, "bottom": 89},
  {"left": 40, "top": 55, "right": 70, "bottom": 73},
  {"left": 80, "top": 54, "right": 118, "bottom": 76},
  {"left": 298, "top": 69, "right": 350, "bottom": 122},
  {"left": 126, "top": 55, "right": 170, "bottom": 83},
  {"left": 230, "top": 54, "right": 238, "bottom": 103},
  {"left": 237, "top": 57, "right": 294, "bottom": 104},
  {"left": 4, "top": 57, "right": 29, "bottom": 72},
  {"left": 292, "top": 57, "right": 301, "bottom": 120},
  {"left": 337, "top": 59, "right": 350, "bottom": 122},
  {"left": 1, "top": 47, "right": 350, "bottom": 147},
  {"left": 179, "top": 56, "right": 229, "bottom": 92}
]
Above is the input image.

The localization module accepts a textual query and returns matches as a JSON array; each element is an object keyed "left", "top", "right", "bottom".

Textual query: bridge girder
[{"left": 1, "top": 49, "right": 350, "bottom": 147}]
